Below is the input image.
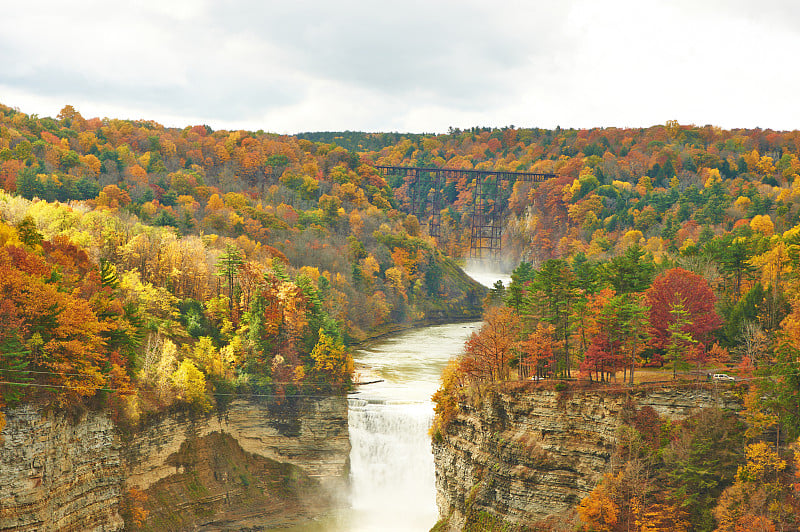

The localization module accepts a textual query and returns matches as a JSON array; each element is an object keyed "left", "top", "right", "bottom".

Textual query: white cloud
[{"left": 2, "top": 0, "right": 800, "bottom": 132}]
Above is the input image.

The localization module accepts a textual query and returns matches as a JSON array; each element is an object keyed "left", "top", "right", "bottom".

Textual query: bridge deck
[{"left": 375, "top": 165, "right": 555, "bottom": 182}]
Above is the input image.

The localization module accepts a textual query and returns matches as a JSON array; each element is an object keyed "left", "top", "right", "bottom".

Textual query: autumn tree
[
  {"left": 461, "top": 306, "right": 520, "bottom": 383},
  {"left": 309, "top": 329, "right": 353, "bottom": 390},
  {"left": 578, "top": 473, "right": 621, "bottom": 531},
  {"left": 713, "top": 441, "right": 796, "bottom": 530},
  {"left": 516, "top": 323, "right": 556, "bottom": 379},
  {"left": 0, "top": 242, "right": 118, "bottom": 404},
  {"left": 582, "top": 293, "right": 649, "bottom": 383},
  {"left": 172, "top": 359, "right": 211, "bottom": 412},
  {"left": 95, "top": 184, "right": 132, "bottom": 210},
  {"left": 645, "top": 268, "right": 721, "bottom": 367},
  {"left": 581, "top": 333, "right": 618, "bottom": 382}
]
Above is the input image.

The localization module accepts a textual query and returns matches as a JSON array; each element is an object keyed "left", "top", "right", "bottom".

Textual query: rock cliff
[
  {"left": 0, "top": 396, "right": 350, "bottom": 531},
  {"left": 432, "top": 383, "right": 741, "bottom": 531},
  {"left": 0, "top": 405, "right": 124, "bottom": 531}
]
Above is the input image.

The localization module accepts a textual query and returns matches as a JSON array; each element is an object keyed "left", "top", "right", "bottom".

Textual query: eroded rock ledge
[
  {"left": 0, "top": 396, "right": 350, "bottom": 531},
  {"left": 432, "top": 384, "right": 741, "bottom": 531}
]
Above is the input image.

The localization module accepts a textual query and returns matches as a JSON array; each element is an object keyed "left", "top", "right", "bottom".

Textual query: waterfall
[
  {"left": 268, "top": 322, "right": 480, "bottom": 531},
  {"left": 347, "top": 397, "right": 437, "bottom": 531},
  {"left": 343, "top": 322, "right": 482, "bottom": 531}
]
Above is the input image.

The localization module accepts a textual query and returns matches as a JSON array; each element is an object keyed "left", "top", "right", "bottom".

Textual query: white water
[
  {"left": 341, "top": 270, "right": 508, "bottom": 530},
  {"left": 271, "top": 323, "right": 477, "bottom": 532},
  {"left": 463, "top": 261, "right": 512, "bottom": 289}
]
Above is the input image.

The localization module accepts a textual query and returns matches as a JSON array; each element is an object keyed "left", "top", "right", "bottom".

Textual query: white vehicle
[{"left": 711, "top": 373, "right": 735, "bottom": 381}]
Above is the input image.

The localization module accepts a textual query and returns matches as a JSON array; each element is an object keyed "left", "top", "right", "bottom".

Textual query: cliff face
[
  {"left": 0, "top": 405, "right": 124, "bottom": 531},
  {"left": 0, "top": 396, "right": 350, "bottom": 531},
  {"left": 432, "top": 385, "right": 741, "bottom": 531}
]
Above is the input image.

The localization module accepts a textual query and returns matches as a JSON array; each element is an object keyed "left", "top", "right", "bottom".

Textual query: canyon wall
[
  {"left": 0, "top": 396, "right": 350, "bottom": 531},
  {"left": 432, "top": 384, "right": 741, "bottom": 531}
]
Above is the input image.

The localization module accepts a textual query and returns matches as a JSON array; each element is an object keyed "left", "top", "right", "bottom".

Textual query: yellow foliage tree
[
  {"left": 620, "top": 230, "right": 644, "bottom": 249},
  {"left": 0, "top": 221, "right": 21, "bottom": 247},
  {"left": 637, "top": 175, "right": 654, "bottom": 194},
  {"left": 756, "top": 155, "right": 776, "bottom": 176},
  {"left": 578, "top": 473, "right": 620, "bottom": 532},
  {"left": 384, "top": 266, "right": 407, "bottom": 300},
  {"left": 713, "top": 441, "right": 791, "bottom": 531},
  {"left": 81, "top": 154, "right": 102, "bottom": 177},
  {"left": 360, "top": 255, "right": 380, "bottom": 287},
  {"left": 568, "top": 194, "right": 603, "bottom": 228},
  {"left": 750, "top": 214, "right": 775, "bottom": 237},
  {"left": 171, "top": 359, "right": 211, "bottom": 411},
  {"left": 310, "top": 329, "right": 353, "bottom": 387},
  {"left": 349, "top": 210, "right": 364, "bottom": 236},
  {"left": 191, "top": 336, "right": 223, "bottom": 376},
  {"left": 703, "top": 168, "right": 721, "bottom": 188}
]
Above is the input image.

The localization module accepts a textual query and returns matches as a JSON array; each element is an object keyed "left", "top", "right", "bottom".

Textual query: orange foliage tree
[
  {"left": 460, "top": 307, "right": 520, "bottom": 383},
  {"left": 0, "top": 242, "right": 122, "bottom": 404}
]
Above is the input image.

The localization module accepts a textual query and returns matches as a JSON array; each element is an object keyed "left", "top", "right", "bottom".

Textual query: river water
[{"left": 275, "top": 268, "right": 508, "bottom": 531}]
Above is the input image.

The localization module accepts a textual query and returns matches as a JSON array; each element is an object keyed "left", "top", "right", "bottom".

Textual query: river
[{"left": 274, "top": 268, "right": 509, "bottom": 531}]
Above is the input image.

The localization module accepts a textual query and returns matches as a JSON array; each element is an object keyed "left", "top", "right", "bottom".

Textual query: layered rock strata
[
  {"left": 0, "top": 405, "right": 123, "bottom": 531},
  {"left": 0, "top": 396, "right": 349, "bottom": 531},
  {"left": 432, "top": 385, "right": 741, "bottom": 531}
]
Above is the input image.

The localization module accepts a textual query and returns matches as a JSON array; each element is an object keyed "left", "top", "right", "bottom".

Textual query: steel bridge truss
[{"left": 375, "top": 166, "right": 555, "bottom": 260}]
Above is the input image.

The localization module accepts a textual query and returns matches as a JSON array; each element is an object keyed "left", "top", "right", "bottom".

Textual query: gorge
[
  {"left": 0, "top": 318, "right": 484, "bottom": 531},
  {"left": 0, "top": 336, "right": 746, "bottom": 531}
]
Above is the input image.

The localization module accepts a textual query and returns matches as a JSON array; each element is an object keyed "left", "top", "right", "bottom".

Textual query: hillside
[{"left": 0, "top": 103, "right": 484, "bottom": 426}]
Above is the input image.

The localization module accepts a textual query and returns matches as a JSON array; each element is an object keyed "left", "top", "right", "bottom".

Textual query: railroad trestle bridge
[{"left": 375, "top": 166, "right": 556, "bottom": 259}]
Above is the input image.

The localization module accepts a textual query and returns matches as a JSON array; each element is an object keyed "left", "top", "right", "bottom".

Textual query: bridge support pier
[{"left": 375, "top": 165, "right": 555, "bottom": 259}]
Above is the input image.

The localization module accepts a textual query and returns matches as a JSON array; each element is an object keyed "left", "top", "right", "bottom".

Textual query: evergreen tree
[
  {"left": 603, "top": 244, "right": 655, "bottom": 294},
  {"left": 666, "top": 300, "right": 696, "bottom": 379},
  {"left": 215, "top": 244, "right": 244, "bottom": 313}
]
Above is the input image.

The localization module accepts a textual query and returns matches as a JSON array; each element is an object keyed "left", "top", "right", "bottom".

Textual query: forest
[
  {"left": 2, "top": 103, "right": 800, "bottom": 529},
  {"left": 0, "top": 103, "right": 483, "bottom": 429}
]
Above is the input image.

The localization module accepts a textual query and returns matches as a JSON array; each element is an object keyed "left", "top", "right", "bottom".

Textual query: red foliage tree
[
  {"left": 580, "top": 333, "right": 623, "bottom": 382},
  {"left": 645, "top": 268, "right": 722, "bottom": 359}
]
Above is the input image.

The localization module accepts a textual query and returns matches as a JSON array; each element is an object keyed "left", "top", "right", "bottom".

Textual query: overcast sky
[{"left": 2, "top": 0, "right": 799, "bottom": 134}]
